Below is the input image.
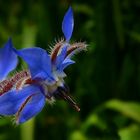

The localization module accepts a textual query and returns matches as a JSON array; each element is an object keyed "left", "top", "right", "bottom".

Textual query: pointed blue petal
[
  {"left": 0, "top": 85, "right": 41, "bottom": 115},
  {"left": 55, "top": 58, "right": 75, "bottom": 78},
  {"left": 62, "top": 7, "right": 74, "bottom": 41},
  {"left": 61, "top": 58, "right": 75, "bottom": 70},
  {"left": 55, "top": 45, "right": 67, "bottom": 70},
  {"left": 14, "top": 47, "right": 55, "bottom": 82},
  {"left": 34, "top": 72, "right": 55, "bottom": 84},
  {"left": 17, "top": 93, "right": 45, "bottom": 124},
  {"left": 0, "top": 38, "right": 18, "bottom": 80}
]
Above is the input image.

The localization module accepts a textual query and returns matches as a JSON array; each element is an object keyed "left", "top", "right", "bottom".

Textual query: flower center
[{"left": 41, "top": 78, "right": 64, "bottom": 98}]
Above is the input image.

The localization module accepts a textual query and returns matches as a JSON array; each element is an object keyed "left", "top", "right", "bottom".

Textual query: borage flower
[{"left": 0, "top": 7, "right": 87, "bottom": 124}]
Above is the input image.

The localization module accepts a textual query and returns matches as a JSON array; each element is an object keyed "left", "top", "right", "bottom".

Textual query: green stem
[
  {"left": 20, "top": 21, "right": 37, "bottom": 140},
  {"left": 21, "top": 119, "right": 35, "bottom": 140}
]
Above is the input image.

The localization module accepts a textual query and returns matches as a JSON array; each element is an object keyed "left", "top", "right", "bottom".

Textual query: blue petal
[
  {"left": 0, "top": 85, "right": 41, "bottom": 115},
  {"left": 17, "top": 93, "right": 45, "bottom": 124},
  {"left": 61, "top": 58, "right": 75, "bottom": 70},
  {"left": 55, "top": 58, "right": 75, "bottom": 77},
  {"left": 56, "top": 58, "right": 75, "bottom": 75},
  {"left": 62, "top": 7, "right": 74, "bottom": 41},
  {"left": 14, "top": 47, "right": 55, "bottom": 82},
  {"left": 34, "top": 72, "right": 55, "bottom": 84},
  {"left": 55, "top": 45, "right": 67, "bottom": 70},
  {"left": 0, "top": 38, "right": 18, "bottom": 80}
]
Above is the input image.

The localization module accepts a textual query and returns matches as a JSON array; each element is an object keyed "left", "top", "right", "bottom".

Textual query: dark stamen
[
  {"left": 54, "top": 86, "right": 80, "bottom": 112},
  {"left": 60, "top": 91, "right": 80, "bottom": 112}
]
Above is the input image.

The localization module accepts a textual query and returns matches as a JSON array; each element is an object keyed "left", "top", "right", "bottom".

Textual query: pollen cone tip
[{"left": 74, "top": 105, "right": 80, "bottom": 112}]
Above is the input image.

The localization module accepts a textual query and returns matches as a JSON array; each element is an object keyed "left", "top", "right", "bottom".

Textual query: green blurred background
[{"left": 0, "top": 0, "right": 140, "bottom": 140}]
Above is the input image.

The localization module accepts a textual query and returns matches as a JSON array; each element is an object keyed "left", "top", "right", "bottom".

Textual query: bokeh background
[{"left": 0, "top": 0, "right": 140, "bottom": 140}]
